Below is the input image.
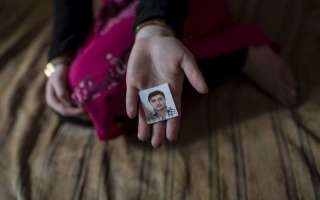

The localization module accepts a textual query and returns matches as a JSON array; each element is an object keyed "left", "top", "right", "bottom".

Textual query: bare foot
[{"left": 242, "top": 45, "right": 298, "bottom": 107}]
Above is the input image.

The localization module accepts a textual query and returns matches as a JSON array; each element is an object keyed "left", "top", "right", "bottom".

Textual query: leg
[
  {"left": 197, "top": 46, "right": 298, "bottom": 107},
  {"left": 242, "top": 45, "right": 298, "bottom": 106}
]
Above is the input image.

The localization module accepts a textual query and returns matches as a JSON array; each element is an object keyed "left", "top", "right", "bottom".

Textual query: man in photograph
[{"left": 147, "top": 90, "right": 177, "bottom": 122}]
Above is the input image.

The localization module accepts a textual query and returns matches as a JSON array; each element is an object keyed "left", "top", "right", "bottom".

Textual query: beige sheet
[{"left": 0, "top": 0, "right": 319, "bottom": 199}]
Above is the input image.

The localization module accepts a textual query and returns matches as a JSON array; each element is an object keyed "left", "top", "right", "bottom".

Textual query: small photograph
[{"left": 139, "top": 83, "right": 179, "bottom": 124}]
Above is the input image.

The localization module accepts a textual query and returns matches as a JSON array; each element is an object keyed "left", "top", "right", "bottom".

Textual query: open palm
[{"left": 126, "top": 32, "right": 208, "bottom": 147}]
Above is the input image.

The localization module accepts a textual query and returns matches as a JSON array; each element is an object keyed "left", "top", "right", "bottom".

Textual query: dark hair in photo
[{"left": 148, "top": 90, "right": 165, "bottom": 102}]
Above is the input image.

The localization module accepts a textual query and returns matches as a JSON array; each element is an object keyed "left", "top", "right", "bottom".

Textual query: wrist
[
  {"left": 136, "top": 25, "right": 175, "bottom": 40},
  {"left": 135, "top": 19, "right": 175, "bottom": 40},
  {"left": 44, "top": 56, "right": 70, "bottom": 77}
]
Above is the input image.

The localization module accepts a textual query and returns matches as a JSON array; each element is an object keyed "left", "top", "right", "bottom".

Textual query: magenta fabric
[{"left": 67, "top": 0, "right": 269, "bottom": 141}]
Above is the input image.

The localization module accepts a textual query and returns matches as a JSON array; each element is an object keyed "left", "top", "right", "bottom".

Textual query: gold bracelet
[
  {"left": 135, "top": 19, "right": 175, "bottom": 36},
  {"left": 44, "top": 56, "right": 70, "bottom": 78}
]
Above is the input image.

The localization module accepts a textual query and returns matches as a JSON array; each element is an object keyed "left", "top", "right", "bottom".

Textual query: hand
[
  {"left": 45, "top": 64, "right": 85, "bottom": 116},
  {"left": 126, "top": 25, "right": 208, "bottom": 148}
]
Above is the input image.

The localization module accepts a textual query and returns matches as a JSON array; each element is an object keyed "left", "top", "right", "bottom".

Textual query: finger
[
  {"left": 46, "top": 81, "right": 66, "bottom": 115},
  {"left": 137, "top": 106, "right": 151, "bottom": 141},
  {"left": 126, "top": 43, "right": 146, "bottom": 119},
  {"left": 165, "top": 80, "right": 182, "bottom": 142},
  {"left": 52, "top": 77, "right": 71, "bottom": 106},
  {"left": 126, "top": 85, "right": 139, "bottom": 118},
  {"left": 181, "top": 52, "right": 209, "bottom": 94},
  {"left": 63, "top": 106, "right": 85, "bottom": 116},
  {"left": 151, "top": 121, "right": 166, "bottom": 148},
  {"left": 166, "top": 116, "right": 180, "bottom": 142}
]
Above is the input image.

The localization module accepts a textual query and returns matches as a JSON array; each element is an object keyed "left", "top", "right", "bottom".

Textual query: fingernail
[
  {"left": 138, "top": 134, "right": 147, "bottom": 141},
  {"left": 167, "top": 133, "right": 177, "bottom": 142},
  {"left": 152, "top": 141, "right": 161, "bottom": 148},
  {"left": 127, "top": 111, "right": 136, "bottom": 119}
]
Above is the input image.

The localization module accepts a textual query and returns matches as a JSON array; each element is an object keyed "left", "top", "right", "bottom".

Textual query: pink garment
[{"left": 67, "top": 0, "right": 269, "bottom": 141}]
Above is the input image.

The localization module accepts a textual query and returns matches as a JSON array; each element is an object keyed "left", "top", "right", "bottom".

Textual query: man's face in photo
[{"left": 149, "top": 94, "right": 166, "bottom": 112}]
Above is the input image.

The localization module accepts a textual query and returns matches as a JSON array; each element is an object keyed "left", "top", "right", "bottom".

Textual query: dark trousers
[{"left": 198, "top": 48, "right": 248, "bottom": 85}]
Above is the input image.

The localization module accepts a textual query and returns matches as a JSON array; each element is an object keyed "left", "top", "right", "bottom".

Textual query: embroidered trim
[{"left": 71, "top": 52, "right": 129, "bottom": 106}]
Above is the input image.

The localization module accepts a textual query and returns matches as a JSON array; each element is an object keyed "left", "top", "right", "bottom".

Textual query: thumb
[{"left": 181, "top": 52, "right": 209, "bottom": 94}]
